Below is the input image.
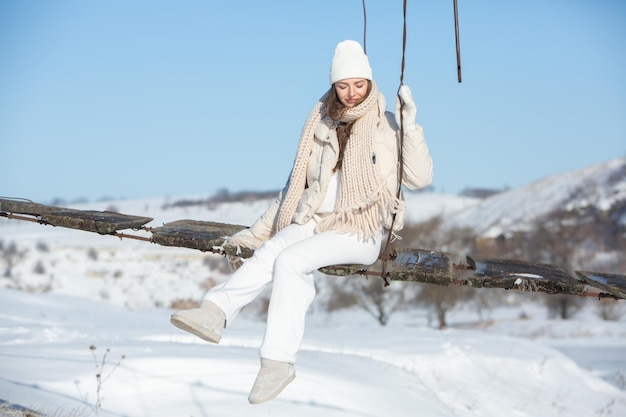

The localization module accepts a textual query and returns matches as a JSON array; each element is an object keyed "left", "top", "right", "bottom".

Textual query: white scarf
[{"left": 274, "top": 82, "right": 401, "bottom": 240}]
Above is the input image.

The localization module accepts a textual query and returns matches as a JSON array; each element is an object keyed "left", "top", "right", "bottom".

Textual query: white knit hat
[{"left": 329, "top": 40, "right": 373, "bottom": 85}]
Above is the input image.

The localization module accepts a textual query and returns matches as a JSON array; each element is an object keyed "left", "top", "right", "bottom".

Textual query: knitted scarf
[{"left": 274, "top": 81, "right": 402, "bottom": 240}]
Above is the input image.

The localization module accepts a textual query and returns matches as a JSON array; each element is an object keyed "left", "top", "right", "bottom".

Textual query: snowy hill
[{"left": 444, "top": 157, "right": 626, "bottom": 238}]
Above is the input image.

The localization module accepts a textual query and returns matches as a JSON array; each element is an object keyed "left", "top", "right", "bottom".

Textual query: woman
[{"left": 170, "top": 40, "right": 433, "bottom": 404}]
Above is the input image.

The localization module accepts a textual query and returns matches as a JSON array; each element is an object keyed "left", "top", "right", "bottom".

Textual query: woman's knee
[{"left": 273, "top": 249, "right": 313, "bottom": 279}]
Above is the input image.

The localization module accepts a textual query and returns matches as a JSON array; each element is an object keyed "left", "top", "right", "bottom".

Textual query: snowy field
[
  {"left": 1, "top": 193, "right": 625, "bottom": 416},
  {"left": 1, "top": 289, "right": 625, "bottom": 417}
]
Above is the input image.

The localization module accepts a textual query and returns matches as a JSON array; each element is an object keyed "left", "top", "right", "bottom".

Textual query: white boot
[
  {"left": 248, "top": 358, "right": 295, "bottom": 404},
  {"left": 170, "top": 300, "right": 226, "bottom": 343}
]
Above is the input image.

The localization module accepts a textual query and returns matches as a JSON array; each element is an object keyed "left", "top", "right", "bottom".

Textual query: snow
[
  {"left": 445, "top": 157, "right": 626, "bottom": 237},
  {"left": 1, "top": 290, "right": 625, "bottom": 417},
  {"left": 513, "top": 274, "right": 545, "bottom": 282},
  {"left": 1, "top": 189, "right": 625, "bottom": 416}
]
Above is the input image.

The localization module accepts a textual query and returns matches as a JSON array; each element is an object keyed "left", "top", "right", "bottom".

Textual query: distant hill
[
  {"left": 442, "top": 157, "right": 626, "bottom": 238},
  {"left": 391, "top": 158, "right": 626, "bottom": 277},
  {"left": 150, "top": 158, "right": 625, "bottom": 242}
]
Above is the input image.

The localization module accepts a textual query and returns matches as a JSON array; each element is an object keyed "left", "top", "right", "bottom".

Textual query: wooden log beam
[
  {"left": 389, "top": 248, "right": 455, "bottom": 285},
  {"left": 43, "top": 211, "right": 153, "bottom": 235},
  {"left": 151, "top": 220, "right": 249, "bottom": 255},
  {"left": 0, "top": 197, "right": 153, "bottom": 234},
  {"left": 0, "top": 198, "right": 66, "bottom": 216},
  {"left": 319, "top": 249, "right": 454, "bottom": 285},
  {"left": 465, "top": 255, "right": 586, "bottom": 295},
  {"left": 2, "top": 198, "right": 625, "bottom": 299},
  {"left": 575, "top": 271, "right": 626, "bottom": 300}
]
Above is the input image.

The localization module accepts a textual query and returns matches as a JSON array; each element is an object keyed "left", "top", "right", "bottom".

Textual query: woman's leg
[
  {"left": 260, "top": 229, "right": 382, "bottom": 363},
  {"left": 203, "top": 220, "right": 317, "bottom": 323}
]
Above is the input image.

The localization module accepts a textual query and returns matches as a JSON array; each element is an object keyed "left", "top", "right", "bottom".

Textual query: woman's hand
[
  {"left": 224, "top": 228, "right": 262, "bottom": 272},
  {"left": 225, "top": 228, "right": 259, "bottom": 249},
  {"left": 394, "top": 85, "right": 417, "bottom": 130}
]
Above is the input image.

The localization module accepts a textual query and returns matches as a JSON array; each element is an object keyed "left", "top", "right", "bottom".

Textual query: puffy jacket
[{"left": 248, "top": 96, "right": 433, "bottom": 244}]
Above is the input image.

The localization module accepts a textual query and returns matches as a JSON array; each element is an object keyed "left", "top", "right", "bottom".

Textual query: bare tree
[
  {"left": 0, "top": 241, "right": 28, "bottom": 279},
  {"left": 351, "top": 277, "right": 407, "bottom": 326},
  {"left": 414, "top": 283, "right": 474, "bottom": 329},
  {"left": 525, "top": 212, "right": 585, "bottom": 319},
  {"left": 596, "top": 298, "right": 625, "bottom": 321},
  {"left": 545, "top": 294, "right": 583, "bottom": 320},
  {"left": 324, "top": 276, "right": 359, "bottom": 312},
  {"left": 400, "top": 217, "right": 478, "bottom": 328}
]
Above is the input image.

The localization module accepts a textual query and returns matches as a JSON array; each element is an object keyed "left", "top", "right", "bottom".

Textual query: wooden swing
[{"left": 1, "top": 195, "right": 625, "bottom": 302}]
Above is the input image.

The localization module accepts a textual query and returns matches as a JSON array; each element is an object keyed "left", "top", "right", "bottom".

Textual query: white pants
[{"left": 203, "top": 219, "right": 382, "bottom": 363}]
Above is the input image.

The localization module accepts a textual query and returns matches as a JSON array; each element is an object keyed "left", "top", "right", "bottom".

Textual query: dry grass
[
  {"left": 0, "top": 400, "right": 43, "bottom": 417},
  {"left": 0, "top": 399, "right": 88, "bottom": 417}
]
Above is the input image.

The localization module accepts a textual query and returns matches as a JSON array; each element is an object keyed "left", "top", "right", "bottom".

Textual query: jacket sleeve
[
  {"left": 248, "top": 185, "right": 285, "bottom": 241},
  {"left": 225, "top": 188, "right": 282, "bottom": 252},
  {"left": 249, "top": 198, "right": 279, "bottom": 241},
  {"left": 399, "top": 123, "right": 433, "bottom": 190}
]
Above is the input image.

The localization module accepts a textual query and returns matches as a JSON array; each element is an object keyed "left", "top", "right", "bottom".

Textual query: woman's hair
[{"left": 325, "top": 80, "right": 373, "bottom": 172}]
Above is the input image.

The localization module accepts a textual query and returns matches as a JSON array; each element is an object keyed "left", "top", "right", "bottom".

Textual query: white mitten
[
  {"left": 394, "top": 85, "right": 417, "bottom": 130},
  {"left": 224, "top": 228, "right": 264, "bottom": 272},
  {"left": 225, "top": 228, "right": 262, "bottom": 250}
]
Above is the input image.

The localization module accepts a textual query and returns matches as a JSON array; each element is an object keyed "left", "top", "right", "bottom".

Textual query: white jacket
[{"left": 248, "top": 98, "right": 432, "bottom": 244}]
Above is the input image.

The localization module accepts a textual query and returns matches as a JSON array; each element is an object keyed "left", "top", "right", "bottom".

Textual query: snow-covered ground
[
  {"left": 1, "top": 289, "right": 625, "bottom": 417},
  {"left": 1, "top": 191, "right": 625, "bottom": 416}
]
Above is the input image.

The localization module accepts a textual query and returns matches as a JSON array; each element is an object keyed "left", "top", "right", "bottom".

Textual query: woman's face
[{"left": 334, "top": 78, "right": 368, "bottom": 108}]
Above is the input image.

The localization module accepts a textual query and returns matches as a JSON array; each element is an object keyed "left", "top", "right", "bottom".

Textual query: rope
[
  {"left": 399, "top": 0, "right": 408, "bottom": 86},
  {"left": 378, "top": 0, "right": 408, "bottom": 287},
  {"left": 361, "top": 0, "right": 367, "bottom": 54},
  {"left": 362, "top": 0, "right": 462, "bottom": 285},
  {"left": 454, "top": 0, "right": 462, "bottom": 83}
]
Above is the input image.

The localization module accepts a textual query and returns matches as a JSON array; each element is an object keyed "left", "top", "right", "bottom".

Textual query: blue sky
[{"left": 1, "top": 0, "right": 624, "bottom": 204}]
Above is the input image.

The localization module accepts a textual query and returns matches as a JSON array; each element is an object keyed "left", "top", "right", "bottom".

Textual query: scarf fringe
[{"left": 315, "top": 183, "right": 403, "bottom": 240}]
